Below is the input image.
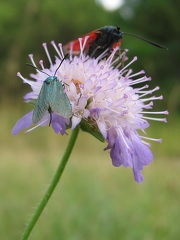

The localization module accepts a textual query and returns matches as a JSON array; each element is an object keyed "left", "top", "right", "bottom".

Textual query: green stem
[{"left": 21, "top": 126, "right": 80, "bottom": 240}]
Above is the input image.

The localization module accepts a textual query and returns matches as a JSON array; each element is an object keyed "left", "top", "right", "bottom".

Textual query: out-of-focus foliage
[
  {"left": 119, "top": 0, "right": 180, "bottom": 112},
  {"left": 1, "top": 0, "right": 113, "bottom": 100},
  {"left": 0, "top": 0, "right": 179, "bottom": 111}
]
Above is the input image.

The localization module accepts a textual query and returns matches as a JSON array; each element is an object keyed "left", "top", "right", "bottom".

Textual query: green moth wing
[{"left": 32, "top": 76, "right": 72, "bottom": 124}]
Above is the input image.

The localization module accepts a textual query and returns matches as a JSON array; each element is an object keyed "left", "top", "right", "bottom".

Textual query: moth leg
[
  {"left": 48, "top": 106, "right": 53, "bottom": 126},
  {"left": 113, "top": 49, "right": 128, "bottom": 69},
  {"left": 77, "top": 92, "right": 82, "bottom": 105},
  {"left": 90, "top": 45, "right": 105, "bottom": 58},
  {"left": 119, "top": 49, "right": 128, "bottom": 69}
]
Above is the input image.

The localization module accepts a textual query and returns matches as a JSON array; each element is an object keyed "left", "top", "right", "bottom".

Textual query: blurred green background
[{"left": 1, "top": 0, "right": 180, "bottom": 239}]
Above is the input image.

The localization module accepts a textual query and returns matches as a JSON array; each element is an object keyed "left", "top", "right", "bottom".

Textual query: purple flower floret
[{"left": 12, "top": 39, "right": 168, "bottom": 182}]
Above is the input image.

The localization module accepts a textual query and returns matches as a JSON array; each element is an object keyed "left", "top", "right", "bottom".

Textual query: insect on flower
[
  {"left": 64, "top": 25, "right": 167, "bottom": 59},
  {"left": 27, "top": 54, "right": 72, "bottom": 126},
  {"left": 12, "top": 41, "right": 168, "bottom": 182}
]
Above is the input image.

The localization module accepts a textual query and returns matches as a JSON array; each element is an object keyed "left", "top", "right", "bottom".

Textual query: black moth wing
[{"left": 88, "top": 26, "right": 123, "bottom": 58}]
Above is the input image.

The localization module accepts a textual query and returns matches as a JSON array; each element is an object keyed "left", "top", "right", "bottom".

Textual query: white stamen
[
  {"left": 68, "top": 41, "right": 74, "bottom": 61},
  {"left": 117, "top": 127, "right": 132, "bottom": 152},
  {"left": 143, "top": 103, "right": 153, "bottom": 110},
  {"left": 51, "top": 41, "right": 64, "bottom": 59},
  {"left": 142, "top": 95, "right": 163, "bottom": 102},
  {"left": 141, "top": 135, "right": 162, "bottom": 143},
  {"left": 58, "top": 43, "right": 65, "bottom": 59},
  {"left": 136, "top": 84, "right": 149, "bottom": 93},
  {"left": 120, "top": 56, "right": 137, "bottom": 73},
  {"left": 17, "top": 72, "right": 36, "bottom": 87},
  {"left": 105, "top": 106, "right": 128, "bottom": 115},
  {"left": 142, "top": 110, "right": 169, "bottom": 115},
  {"left": 141, "top": 140, "right": 151, "bottom": 147},
  {"left": 39, "top": 60, "right": 44, "bottom": 70},
  {"left": 106, "top": 47, "right": 119, "bottom": 64},
  {"left": 130, "top": 76, "right": 151, "bottom": 85},
  {"left": 78, "top": 38, "right": 83, "bottom": 57},
  {"left": 111, "top": 48, "right": 126, "bottom": 67},
  {"left": 42, "top": 43, "right": 53, "bottom": 66},
  {"left": 25, "top": 119, "right": 48, "bottom": 134},
  {"left": 142, "top": 116, "right": 167, "bottom": 122},
  {"left": 28, "top": 54, "right": 37, "bottom": 67},
  {"left": 128, "top": 70, "right": 145, "bottom": 78},
  {"left": 81, "top": 36, "right": 89, "bottom": 52},
  {"left": 139, "top": 86, "right": 160, "bottom": 98}
]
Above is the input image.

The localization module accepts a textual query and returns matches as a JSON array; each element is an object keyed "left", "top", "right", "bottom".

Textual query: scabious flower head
[{"left": 12, "top": 39, "right": 168, "bottom": 183}]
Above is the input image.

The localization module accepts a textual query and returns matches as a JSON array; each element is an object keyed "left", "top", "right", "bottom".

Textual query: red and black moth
[{"left": 64, "top": 26, "right": 167, "bottom": 59}]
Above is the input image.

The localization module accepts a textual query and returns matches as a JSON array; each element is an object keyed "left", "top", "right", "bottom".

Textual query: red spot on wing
[
  {"left": 112, "top": 39, "right": 122, "bottom": 49},
  {"left": 64, "top": 30, "right": 99, "bottom": 53}
]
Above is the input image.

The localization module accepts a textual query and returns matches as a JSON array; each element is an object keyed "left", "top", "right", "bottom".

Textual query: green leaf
[
  {"left": 80, "top": 118, "right": 105, "bottom": 142},
  {"left": 28, "top": 99, "right": 36, "bottom": 105}
]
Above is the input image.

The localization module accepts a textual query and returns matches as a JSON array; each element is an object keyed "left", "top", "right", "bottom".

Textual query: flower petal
[
  {"left": 51, "top": 114, "right": 70, "bottom": 134},
  {"left": 132, "top": 134, "right": 153, "bottom": 165},
  {"left": 12, "top": 111, "right": 33, "bottom": 135}
]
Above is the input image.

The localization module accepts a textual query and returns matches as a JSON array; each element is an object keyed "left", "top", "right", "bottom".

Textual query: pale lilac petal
[
  {"left": 12, "top": 111, "right": 33, "bottom": 135},
  {"left": 105, "top": 127, "right": 153, "bottom": 183},
  {"left": 78, "top": 97, "right": 88, "bottom": 109},
  {"left": 97, "top": 121, "right": 107, "bottom": 139},
  {"left": 71, "top": 116, "right": 81, "bottom": 129},
  {"left": 110, "top": 134, "right": 133, "bottom": 168},
  {"left": 104, "top": 129, "right": 115, "bottom": 150},
  {"left": 110, "top": 142, "right": 124, "bottom": 167},
  {"left": 83, "top": 109, "right": 90, "bottom": 118},
  {"left": 132, "top": 134, "right": 153, "bottom": 165},
  {"left": 137, "top": 118, "right": 149, "bottom": 129},
  {"left": 24, "top": 92, "right": 37, "bottom": 101},
  {"left": 51, "top": 114, "right": 70, "bottom": 135},
  {"left": 133, "top": 169, "right": 144, "bottom": 183}
]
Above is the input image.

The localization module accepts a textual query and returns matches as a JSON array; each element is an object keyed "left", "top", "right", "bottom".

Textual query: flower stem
[{"left": 21, "top": 126, "right": 80, "bottom": 240}]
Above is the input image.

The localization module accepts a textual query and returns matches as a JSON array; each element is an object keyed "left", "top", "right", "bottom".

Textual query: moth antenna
[
  {"left": 123, "top": 32, "right": 168, "bottom": 50},
  {"left": 26, "top": 63, "right": 50, "bottom": 77},
  {"left": 54, "top": 54, "right": 69, "bottom": 77}
]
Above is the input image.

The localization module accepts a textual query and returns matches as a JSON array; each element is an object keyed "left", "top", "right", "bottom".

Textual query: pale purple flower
[{"left": 12, "top": 39, "right": 168, "bottom": 182}]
